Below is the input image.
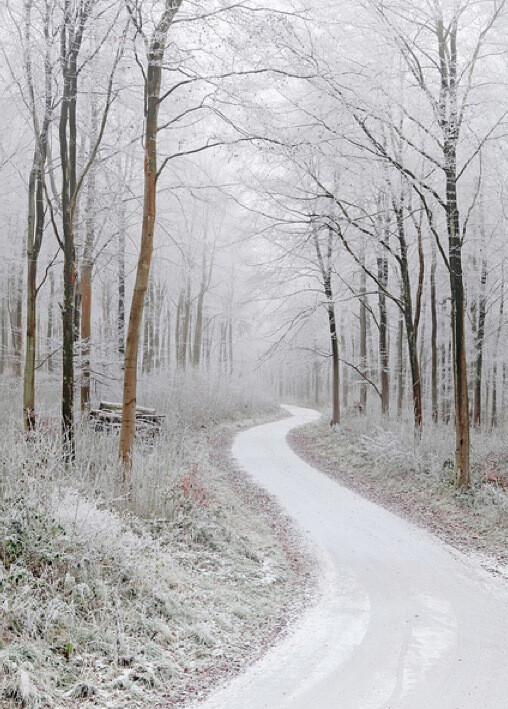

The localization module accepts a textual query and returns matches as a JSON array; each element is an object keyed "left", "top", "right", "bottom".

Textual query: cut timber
[
  {"left": 100, "top": 401, "right": 156, "bottom": 415},
  {"left": 90, "top": 402, "right": 163, "bottom": 438}
]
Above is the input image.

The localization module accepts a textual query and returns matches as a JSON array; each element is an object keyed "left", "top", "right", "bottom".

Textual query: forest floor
[
  {"left": 0, "top": 379, "right": 314, "bottom": 709},
  {"left": 288, "top": 413, "right": 508, "bottom": 574}
]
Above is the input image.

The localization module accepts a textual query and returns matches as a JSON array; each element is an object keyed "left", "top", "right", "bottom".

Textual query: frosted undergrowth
[
  {"left": 0, "top": 374, "right": 293, "bottom": 708},
  {"left": 294, "top": 411, "right": 508, "bottom": 562}
]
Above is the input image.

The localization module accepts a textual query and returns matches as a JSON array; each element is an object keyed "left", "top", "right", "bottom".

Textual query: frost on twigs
[{"left": 0, "top": 374, "right": 293, "bottom": 706}]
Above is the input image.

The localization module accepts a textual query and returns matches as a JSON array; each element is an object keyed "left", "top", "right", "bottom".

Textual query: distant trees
[
  {"left": 355, "top": 0, "right": 505, "bottom": 486},
  {"left": 0, "top": 0, "right": 506, "bottom": 496},
  {"left": 291, "top": 0, "right": 506, "bottom": 487}
]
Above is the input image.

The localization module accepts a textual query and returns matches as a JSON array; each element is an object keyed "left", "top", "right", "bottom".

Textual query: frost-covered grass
[
  {"left": 291, "top": 411, "right": 508, "bottom": 566},
  {"left": 0, "top": 373, "right": 298, "bottom": 708}
]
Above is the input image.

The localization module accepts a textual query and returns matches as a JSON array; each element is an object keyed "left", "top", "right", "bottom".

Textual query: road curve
[{"left": 197, "top": 405, "right": 508, "bottom": 709}]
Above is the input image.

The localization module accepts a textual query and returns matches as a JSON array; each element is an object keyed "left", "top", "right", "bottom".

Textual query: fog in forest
[{"left": 0, "top": 1, "right": 506, "bottom": 706}]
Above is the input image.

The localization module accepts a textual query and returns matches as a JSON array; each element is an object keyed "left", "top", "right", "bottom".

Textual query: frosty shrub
[{"left": 0, "top": 373, "right": 291, "bottom": 707}]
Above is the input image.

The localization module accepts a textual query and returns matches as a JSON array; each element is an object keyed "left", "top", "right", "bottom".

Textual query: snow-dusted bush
[{"left": 0, "top": 373, "right": 288, "bottom": 707}]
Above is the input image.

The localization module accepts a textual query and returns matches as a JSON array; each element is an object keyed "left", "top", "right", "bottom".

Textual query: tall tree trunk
[
  {"left": 118, "top": 187, "right": 126, "bottom": 365},
  {"left": 314, "top": 354, "right": 320, "bottom": 405},
  {"left": 80, "top": 159, "right": 96, "bottom": 411},
  {"left": 24, "top": 253, "right": 37, "bottom": 429},
  {"left": 24, "top": 163, "right": 38, "bottom": 430},
  {"left": 193, "top": 249, "right": 211, "bottom": 368},
  {"left": 502, "top": 362, "right": 507, "bottom": 428},
  {"left": 491, "top": 278, "right": 504, "bottom": 428},
  {"left": 396, "top": 307, "right": 404, "bottom": 418},
  {"left": 340, "top": 329, "right": 348, "bottom": 409},
  {"left": 154, "top": 284, "right": 162, "bottom": 370},
  {"left": 447, "top": 173, "right": 470, "bottom": 485},
  {"left": 119, "top": 0, "right": 183, "bottom": 471},
  {"left": 142, "top": 283, "right": 151, "bottom": 374},
  {"left": 166, "top": 306, "right": 171, "bottom": 371},
  {"left": 59, "top": 7, "right": 80, "bottom": 462},
  {"left": 22, "top": 0, "right": 52, "bottom": 430},
  {"left": 175, "top": 290, "right": 183, "bottom": 367},
  {"left": 219, "top": 321, "right": 225, "bottom": 374},
  {"left": 80, "top": 258, "right": 92, "bottom": 411},
  {"left": 473, "top": 259, "right": 487, "bottom": 428},
  {"left": 394, "top": 205, "right": 423, "bottom": 435},
  {"left": 181, "top": 282, "right": 191, "bottom": 370},
  {"left": 10, "top": 269, "right": 23, "bottom": 379},
  {"left": 329, "top": 301, "right": 340, "bottom": 427},
  {"left": 359, "top": 263, "right": 368, "bottom": 412},
  {"left": 47, "top": 269, "right": 54, "bottom": 373},
  {"left": 377, "top": 252, "right": 389, "bottom": 415},
  {"left": 205, "top": 317, "right": 213, "bottom": 371},
  {"left": 193, "top": 289, "right": 204, "bottom": 368},
  {"left": 228, "top": 316, "right": 233, "bottom": 375},
  {"left": 313, "top": 227, "right": 340, "bottom": 426},
  {"left": 438, "top": 17, "right": 470, "bottom": 487},
  {"left": 0, "top": 292, "right": 7, "bottom": 375},
  {"left": 430, "top": 251, "right": 439, "bottom": 423}
]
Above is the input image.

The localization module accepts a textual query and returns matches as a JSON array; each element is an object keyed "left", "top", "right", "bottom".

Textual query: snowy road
[{"left": 197, "top": 405, "right": 508, "bottom": 709}]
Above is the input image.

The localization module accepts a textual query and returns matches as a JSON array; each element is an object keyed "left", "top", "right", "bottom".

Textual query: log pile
[{"left": 89, "top": 401, "right": 164, "bottom": 438}]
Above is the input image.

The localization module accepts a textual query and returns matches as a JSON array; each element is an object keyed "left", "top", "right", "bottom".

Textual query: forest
[{"left": 0, "top": 0, "right": 506, "bottom": 707}]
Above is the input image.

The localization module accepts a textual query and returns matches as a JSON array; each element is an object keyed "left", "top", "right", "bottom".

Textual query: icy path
[{"left": 197, "top": 405, "right": 508, "bottom": 709}]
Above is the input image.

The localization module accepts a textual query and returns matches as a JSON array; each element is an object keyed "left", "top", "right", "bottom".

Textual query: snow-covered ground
[
  {"left": 198, "top": 405, "right": 508, "bottom": 709},
  {"left": 0, "top": 379, "right": 306, "bottom": 708},
  {"left": 289, "top": 412, "right": 508, "bottom": 568}
]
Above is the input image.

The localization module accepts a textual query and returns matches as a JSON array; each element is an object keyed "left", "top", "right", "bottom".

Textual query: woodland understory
[{"left": 0, "top": 375, "right": 312, "bottom": 708}]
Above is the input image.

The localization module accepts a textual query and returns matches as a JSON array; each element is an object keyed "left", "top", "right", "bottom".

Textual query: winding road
[{"left": 198, "top": 405, "right": 508, "bottom": 708}]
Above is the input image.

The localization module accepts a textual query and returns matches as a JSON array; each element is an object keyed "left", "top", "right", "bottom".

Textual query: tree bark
[
  {"left": 430, "top": 250, "right": 439, "bottom": 423},
  {"left": 437, "top": 16, "right": 470, "bottom": 487},
  {"left": 47, "top": 270, "right": 55, "bottom": 373},
  {"left": 10, "top": 269, "right": 23, "bottom": 379},
  {"left": 377, "top": 251, "right": 389, "bottom": 415},
  {"left": 313, "top": 227, "right": 340, "bottom": 427},
  {"left": 142, "top": 283, "right": 152, "bottom": 374},
  {"left": 491, "top": 278, "right": 504, "bottom": 428},
  {"left": 118, "top": 183, "right": 126, "bottom": 365},
  {"left": 80, "top": 161, "right": 96, "bottom": 411},
  {"left": 175, "top": 289, "right": 183, "bottom": 367},
  {"left": 193, "top": 289, "right": 204, "bottom": 368},
  {"left": 22, "top": 0, "right": 52, "bottom": 431},
  {"left": 59, "top": 0, "right": 86, "bottom": 462},
  {"left": 394, "top": 205, "right": 423, "bottom": 435},
  {"left": 473, "top": 259, "right": 487, "bottom": 428},
  {"left": 359, "top": 263, "right": 368, "bottom": 412},
  {"left": 193, "top": 249, "right": 211, "bottom": 368},
  {"left": 181, "top": 282, "right": 191, "bottom": 370},
  {"left": 341, "top": 328, "right": 348, "bottom": 409},
  {"left": 119, "top": 0, "right": 183, "bottom": 472},
  {"left": 228, "top": 316, "right": 234, "bottom": 375},
  {"left": 396, "top": 306, "right": 404, "bottom": 418},
  {"left": 0, "top": 292, "right": 7, "bottom": 375}
]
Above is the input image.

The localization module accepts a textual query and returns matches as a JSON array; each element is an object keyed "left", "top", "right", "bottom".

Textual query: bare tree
[{"left": 119, "top": 0, "right": 184, "bottom": 471}]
